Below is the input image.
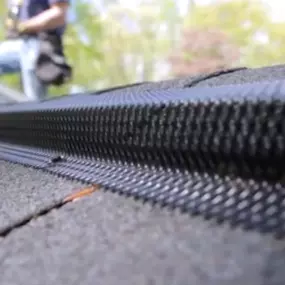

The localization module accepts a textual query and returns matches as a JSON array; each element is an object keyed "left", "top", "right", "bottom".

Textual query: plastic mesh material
[{"left": 0, "top": 80, "right": 285, "bottom": 237}]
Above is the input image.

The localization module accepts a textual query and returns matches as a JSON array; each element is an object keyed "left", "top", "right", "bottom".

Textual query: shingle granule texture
[
  {"left": 93, "top": 65, "right": 285, "bottom": 95},
  {"left": 0, "top": 187, "right": 284, "bottom": 285},
  {"left": 0, "top": 162, "right": 82, "bottom": 230}
]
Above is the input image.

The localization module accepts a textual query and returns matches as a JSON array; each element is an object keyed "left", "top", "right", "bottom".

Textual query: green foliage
[
  {"left": 184, "top": 0, "right": 285, "bottom": 67},
  {"left": 245, "top": 21, "right": 285, "bottom": 67},
  {"left": 98, "top": 3, "right": 172, "bottom": 86},
  {"left": 0, "top": 1, "right": 21, "bottom": 90},
  {"left": 185, "top": 0, "right": 269, "bottom": 46}
]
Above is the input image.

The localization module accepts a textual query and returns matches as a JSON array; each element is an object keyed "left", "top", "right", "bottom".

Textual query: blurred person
[{"left": 0, "top": 0, "right": 71, "bottom": 100}]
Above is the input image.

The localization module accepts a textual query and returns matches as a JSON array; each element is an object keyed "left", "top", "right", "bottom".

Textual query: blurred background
[{"left": 1, "top": 0, "right": 285, "bottom": 97}]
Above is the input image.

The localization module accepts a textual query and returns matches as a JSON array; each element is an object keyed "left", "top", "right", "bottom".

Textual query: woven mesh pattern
[
  {"left": 0, "top": 80, "right": 285, "bottom": 237},
  {"left": 0, "top": 143, "right": 285, "bottom": 238}
]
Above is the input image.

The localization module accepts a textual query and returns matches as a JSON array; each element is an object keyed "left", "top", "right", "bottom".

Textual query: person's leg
[
  {"left": 0, "top": 40, "right": 21, "bottom": 75},
  {"left": 20, "top": 37, "right": 47, "bottom": 100}
]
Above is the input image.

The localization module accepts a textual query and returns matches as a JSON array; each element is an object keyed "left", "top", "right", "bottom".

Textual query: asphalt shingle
[
  {"left": 195, "top": 65, "right": 285, "bottom": 87},
  {"left": 0, "top": 161, "right": 82, "bottom": 231},
  {"left": 0, "top": 187, "right": 284, "bottom": 285}
]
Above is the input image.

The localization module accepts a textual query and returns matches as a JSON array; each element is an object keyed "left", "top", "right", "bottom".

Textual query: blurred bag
[{"left": 35, "top": 32, "right": 72, "bottom": 86}]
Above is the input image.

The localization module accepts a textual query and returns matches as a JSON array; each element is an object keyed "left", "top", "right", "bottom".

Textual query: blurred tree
[
  {"left": 0, "top": 1, "right": 22, "bottom": 91},
  {"left": 158, "top": 0, "right": 181, "bottom": 48},
  {"left": 184, "top": 0, "right": 272, "bottom": 67},
  {"left": 169, "top": 27, "right": 240, "bottom": 76},
  {"left": 98, "top": 3, "right": 171, "bottom": 86},
  {"left": 245, "top": 21, "right": 285, "bottom": 67}
]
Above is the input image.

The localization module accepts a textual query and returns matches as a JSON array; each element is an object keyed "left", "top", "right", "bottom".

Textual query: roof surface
[{"left": 1, "top": 65, "right": 285, "bottom": 285}]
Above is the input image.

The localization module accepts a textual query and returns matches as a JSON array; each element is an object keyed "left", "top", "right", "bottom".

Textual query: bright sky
[
  {"left": 116, "top": 0, "right": 285, "bottom": 22},
  {"left": 199, "top": 0, "right": 285, "bottom": 22},
  {"left": 262, "top": 0, "right": 285, "bottom": 22}
]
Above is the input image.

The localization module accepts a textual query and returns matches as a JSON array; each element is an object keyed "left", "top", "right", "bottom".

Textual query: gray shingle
[
  {"left": 0, "top": 188, "right": 284, "bottom": 285},
  {"left": 0, "top": 161, "right": 82, "bottom": 231}
]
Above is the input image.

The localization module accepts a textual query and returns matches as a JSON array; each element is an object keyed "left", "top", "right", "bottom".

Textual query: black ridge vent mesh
[{"left": 0, "top": 80, "right": 285, "bottom": 237}]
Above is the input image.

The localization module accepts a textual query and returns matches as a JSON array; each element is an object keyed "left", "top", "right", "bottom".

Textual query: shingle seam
[
  {"left": 186, "top": 67, "right": 248, "bottom": 88},
  {"left": 83, "top": 67, "right": 248, "bottom": 96},
  {"left": 0, "top": 183, "right": 97, "bottom": 239},
  {"left": 0, "top": 200, "right": 68, "bottom": 239}
]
